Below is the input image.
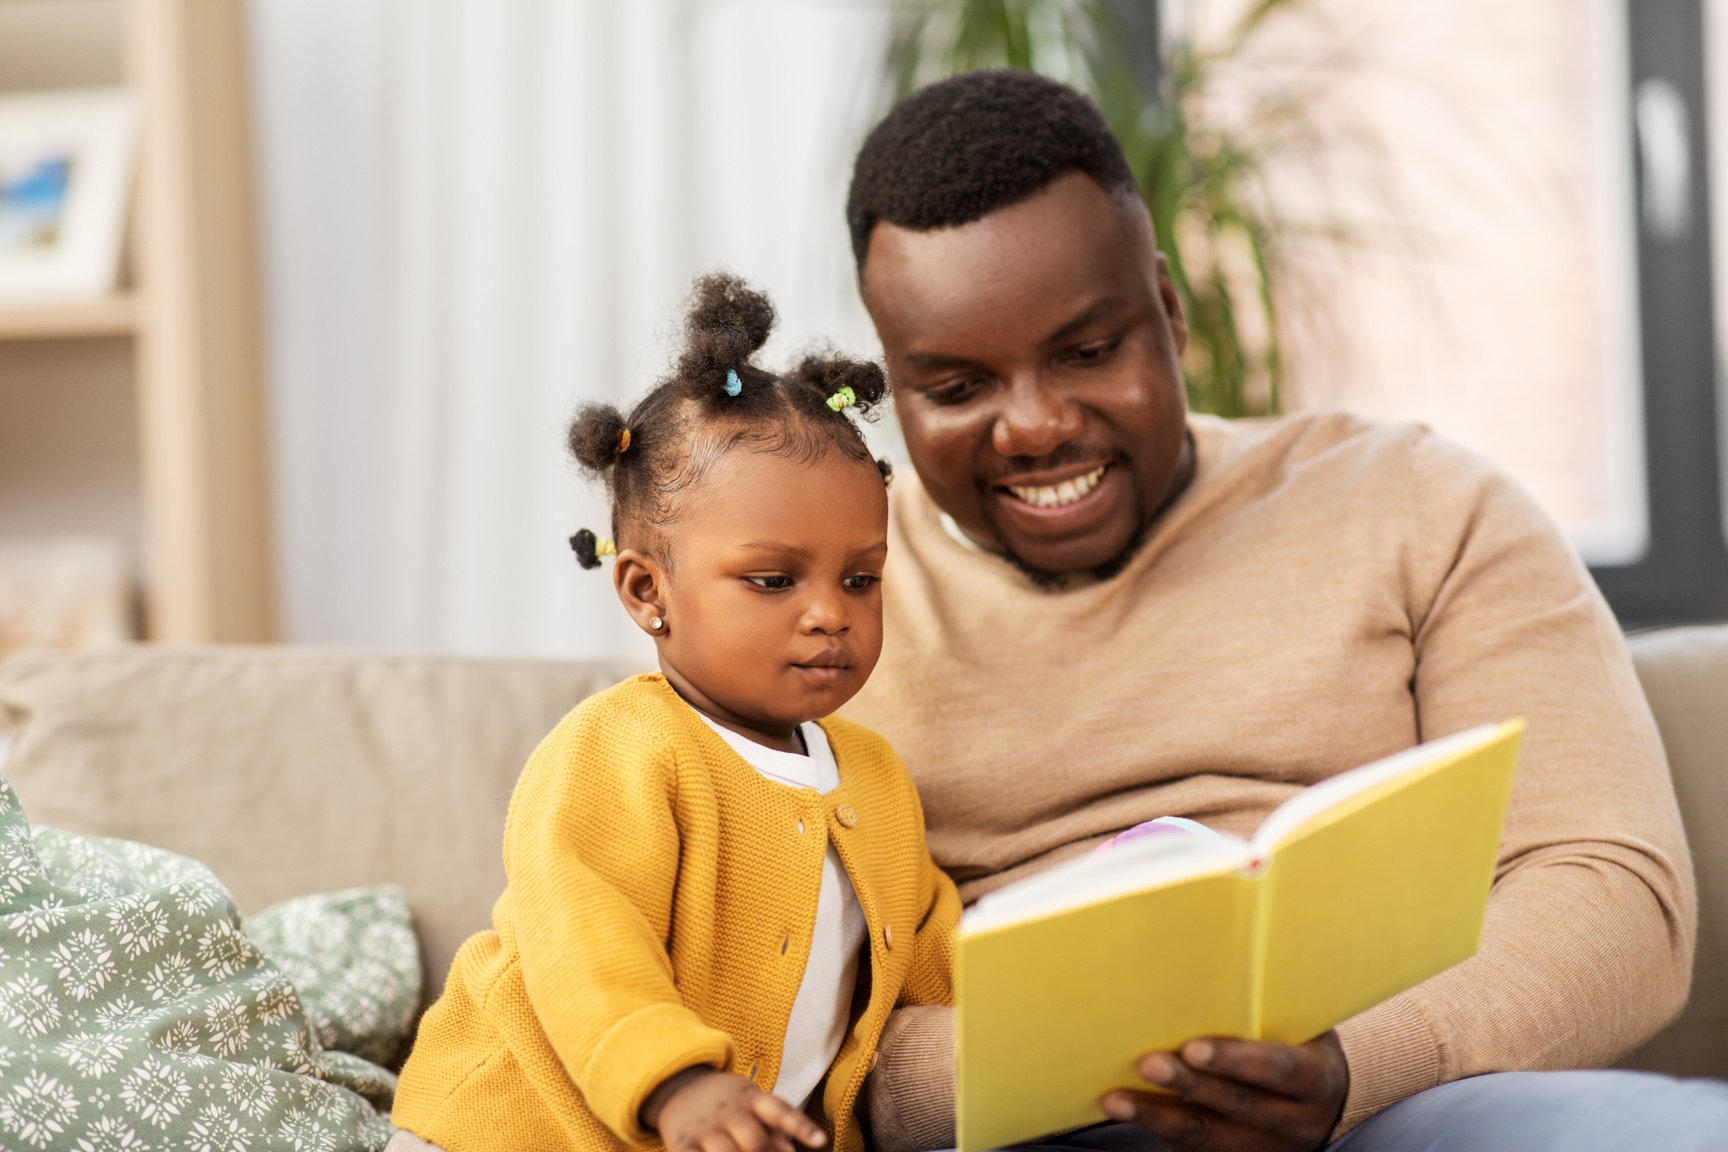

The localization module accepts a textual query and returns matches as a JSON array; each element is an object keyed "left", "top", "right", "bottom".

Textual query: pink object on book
[{"left": 1093, "top": 815, "right": 1223, "bottom": 853}]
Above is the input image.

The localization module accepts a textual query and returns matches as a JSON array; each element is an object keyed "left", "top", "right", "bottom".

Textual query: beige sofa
[{"left": 0, "top": 630, "right": 1722, "bottom": 1081}]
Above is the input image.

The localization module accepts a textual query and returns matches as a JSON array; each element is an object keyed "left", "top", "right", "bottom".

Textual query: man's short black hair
[{"left": 846, "top": 69, "right": 1139, "bottom": 269}]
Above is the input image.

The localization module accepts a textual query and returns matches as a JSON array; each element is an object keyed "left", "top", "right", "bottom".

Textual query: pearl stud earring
[{"left": 649, "top": 616, "right": 664, "bottom": 631}]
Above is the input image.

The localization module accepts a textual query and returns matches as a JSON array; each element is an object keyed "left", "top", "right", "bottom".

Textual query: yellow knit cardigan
[{"left": 393, "top": 674, "right": 960, "bottom": 1152}]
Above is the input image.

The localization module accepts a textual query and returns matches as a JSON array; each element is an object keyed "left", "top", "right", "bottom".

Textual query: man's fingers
[
  {"left": 1136, "top": 1057, "right": 1315, "bottom": 1137},
  {"left": 1102, "top": 1089, "right": 1260, "bottom": 1152},
  {"left": 750, "top": 1091, "right": 828, "bottom": 1148},
  {"left": 1187, "top": 1040, "right": 1301, "bottom": 1095},
  {"left": 1141, "top": 1036, "right": 1327, "bottom": 1099},
  {"left": 1127, "top": 1034, "right": 1349, "bottom": 1151}
]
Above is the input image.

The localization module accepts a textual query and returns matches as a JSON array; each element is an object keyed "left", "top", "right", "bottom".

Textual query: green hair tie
[{"left": 826, "top": 385, "right": 857, "bottom": 412}]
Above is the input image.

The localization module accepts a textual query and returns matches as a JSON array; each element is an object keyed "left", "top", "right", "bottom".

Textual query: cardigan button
[
  {"left": 883, "top": 924, "right": 895, "bottom": 950},
  {"left": 836, "top": 804, "right": 859, "bottom": 828},
  {"left": 749, "top": 1061, "right": 759, "bottom": 1079}
]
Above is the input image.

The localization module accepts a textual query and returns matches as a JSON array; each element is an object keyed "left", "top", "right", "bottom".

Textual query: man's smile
[{"left": 1001, "top": 464, "right": 1109, "bottom": 510}]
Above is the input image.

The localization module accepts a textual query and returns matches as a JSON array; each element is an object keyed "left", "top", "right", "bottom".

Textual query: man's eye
[
  {"left": 745, "top": 575, "right": 794, "bottom": 590},
  {"left": 842, "top": 573, "right": 880, "bottom": 591},
  {"left": 1066, "top": 339, "right": 1119, "bottom": 365},
  {"left": 923, "top": 377, "right": 983, "bottom": 405}
]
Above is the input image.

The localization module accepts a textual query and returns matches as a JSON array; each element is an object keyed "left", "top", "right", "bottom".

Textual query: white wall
[
  {"left": 249, "top": 1, "right": 1679, "bottom": 658},
  {"left": 247, "top": 0, "right": 891, "bottom": 661}
]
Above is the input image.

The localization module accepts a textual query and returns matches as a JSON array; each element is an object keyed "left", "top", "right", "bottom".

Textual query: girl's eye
[
  {"left": 745, "top": 575, "right": 794, "bottom": 590},
  {"left": 842, "top": 573, "right": 880, "bottom": 591}
]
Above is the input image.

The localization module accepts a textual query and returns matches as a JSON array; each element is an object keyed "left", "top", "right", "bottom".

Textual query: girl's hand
[{"left": 646, "top": 1068, "right": 829, "bottom": 1152}]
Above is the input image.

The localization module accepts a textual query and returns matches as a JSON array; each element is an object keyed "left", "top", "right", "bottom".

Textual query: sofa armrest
[{"left": 1618, "top": 623, "right": 1728, "bottom": 1079}]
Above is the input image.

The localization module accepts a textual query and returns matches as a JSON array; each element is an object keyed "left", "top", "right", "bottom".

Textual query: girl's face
[{"left": 624, "top": 445, "right": 889, "bottom": 753}]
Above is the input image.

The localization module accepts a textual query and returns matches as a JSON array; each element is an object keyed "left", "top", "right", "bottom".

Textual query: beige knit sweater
[{"left": 845, "top": 410, "right": 1695, "bottom": 1142}]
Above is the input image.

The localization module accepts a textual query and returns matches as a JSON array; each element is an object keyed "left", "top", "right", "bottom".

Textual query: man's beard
[{"left": 1000, "top": 512, "right": 1155, "bottom": 591}]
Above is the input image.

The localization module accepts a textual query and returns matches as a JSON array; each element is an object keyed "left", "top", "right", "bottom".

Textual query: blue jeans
[{"left": 1003, "top": 1070, "right": 1728, "bottom": 1152}]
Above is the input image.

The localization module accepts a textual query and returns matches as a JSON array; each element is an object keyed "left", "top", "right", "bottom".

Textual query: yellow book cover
[{"left": 955, "top": 720, "right": 1525, "bottom": 1152}]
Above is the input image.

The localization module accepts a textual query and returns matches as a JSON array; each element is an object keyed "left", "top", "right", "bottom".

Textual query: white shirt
[{"left": 696, "top": 715, "right": 868, "bottom": 1108}]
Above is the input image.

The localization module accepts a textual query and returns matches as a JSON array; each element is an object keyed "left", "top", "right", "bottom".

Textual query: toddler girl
[{"left": 392, "top": 274, "right": 959, "bottom": 1152}]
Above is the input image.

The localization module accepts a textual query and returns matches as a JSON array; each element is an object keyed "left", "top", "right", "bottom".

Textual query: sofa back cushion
[
  {"left": 0, "top": 646, "right": 633, "bottom": 1000},
  {"left": 1619, "top": 624, "right": 1728, "bottom": 1079},
  {"left": 2, "top": 631, "right": 1723, "bottom": 1081}
]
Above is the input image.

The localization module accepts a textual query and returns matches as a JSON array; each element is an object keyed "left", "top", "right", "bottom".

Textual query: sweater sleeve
[
  {"left": 863, "top": 1006, "right": 956, "bottom": 1152},
  {"left": 504, "top": 707, "right": 735, "bottom": 1145},
  {"left": 1331, "top": 429, "right": 1697, "bottom": 1133}
]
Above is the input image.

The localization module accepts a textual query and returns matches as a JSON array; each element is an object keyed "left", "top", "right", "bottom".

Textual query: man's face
[{"left": 861, "top": 172, "right": 1192, "bottom": 579}]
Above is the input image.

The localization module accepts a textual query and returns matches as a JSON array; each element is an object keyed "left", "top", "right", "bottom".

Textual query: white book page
[
  {"left": 1249, "top": 723, "right": 1506, "bottom": 856},
  {"left": 961, "top": 832, "right": 1254, "bottom": 934}
]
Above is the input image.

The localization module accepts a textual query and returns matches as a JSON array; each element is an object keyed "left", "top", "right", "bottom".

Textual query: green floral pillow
[
  {"left": 245, "top": 886, "right": 421, "bottom": 1067},
  {"left": 0, "top": 772, "right": 397, "bottom": 1151}
]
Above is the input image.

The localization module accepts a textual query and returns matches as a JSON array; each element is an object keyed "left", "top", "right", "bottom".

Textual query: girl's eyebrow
[
  {"left": 733, "top": 541, "right": 890, "bottom": 559},
  {"left": 735, "top": 541, "right": 814, "bottom": 558}
]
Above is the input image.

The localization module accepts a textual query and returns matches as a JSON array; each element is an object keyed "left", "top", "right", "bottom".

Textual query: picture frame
[{"left": 0, "top": 88, "right": 136, "bottom": 305}]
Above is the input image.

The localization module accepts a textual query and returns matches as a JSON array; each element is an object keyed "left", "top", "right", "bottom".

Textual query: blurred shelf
[
  {"left": 4, "top": 0, "right": 275, "bottom": 642},
  {"left": 0, "top": 295, "right": 141, "bottom": 341}
]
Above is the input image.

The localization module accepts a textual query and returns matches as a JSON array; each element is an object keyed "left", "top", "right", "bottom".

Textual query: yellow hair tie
[
  {"left": 826, "top": 385, "right": 857, "bottom": 412},
  {"left": 596, "top": 538, "right": 618, "bottom": 558},
  {"left": 615, "top": 428, "right": 632, "bottom": 454}
]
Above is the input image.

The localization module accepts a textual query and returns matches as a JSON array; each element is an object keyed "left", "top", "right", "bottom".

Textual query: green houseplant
[{"left": 884, "top": 0, "right": 1377, "bottom": 419}]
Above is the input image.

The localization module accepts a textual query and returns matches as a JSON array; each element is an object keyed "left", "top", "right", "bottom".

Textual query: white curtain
[{"left": 247, "top": 0, "right": 892, "bottom": 661}]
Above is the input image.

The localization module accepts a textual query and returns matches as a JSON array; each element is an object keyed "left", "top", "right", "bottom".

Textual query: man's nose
[{"left": 992, "top": 374, "right": 1083, "bottom": 459}]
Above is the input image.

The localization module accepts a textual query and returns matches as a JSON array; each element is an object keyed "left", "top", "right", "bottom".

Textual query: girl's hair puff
[{"left": 567, "top": 273, "right": 892, "bottom": 565}]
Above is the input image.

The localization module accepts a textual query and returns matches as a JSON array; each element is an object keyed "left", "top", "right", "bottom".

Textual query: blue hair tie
[{"left": 724, "top": 368, "right": 743, "bottom": 397}]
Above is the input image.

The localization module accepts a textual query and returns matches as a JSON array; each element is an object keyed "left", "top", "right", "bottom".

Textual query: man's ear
[
  {"left": 614, "top": 548, "right": 668, "bottom": 638},
  {"left": 1155, "top": 251, "right": 1189, "bottom": 357}
]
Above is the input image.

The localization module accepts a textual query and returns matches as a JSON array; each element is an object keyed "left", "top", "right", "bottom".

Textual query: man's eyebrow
[
  {"left": 1042, "top": 297, "right": 1124, "bottom": 348},
  {"left": 904, "top": 349, "right": 977, "bottom": 370},
  {"left": 901, "top": 298, "right": 1125, "bottom": 370}
]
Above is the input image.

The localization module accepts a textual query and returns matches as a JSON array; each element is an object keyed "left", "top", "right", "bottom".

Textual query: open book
[{"left": 956, "top": 720, "right": 1525, "bottom": 1152}]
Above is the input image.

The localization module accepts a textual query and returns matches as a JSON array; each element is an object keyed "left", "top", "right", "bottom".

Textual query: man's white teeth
[{"left": 1007, "top": 466, "right": 1106, "bottom": 509}]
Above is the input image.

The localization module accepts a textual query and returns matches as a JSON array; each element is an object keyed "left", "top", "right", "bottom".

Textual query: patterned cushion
[
  {"left": 246, "top": 887, "right": 422, "bottom": 1068},
  {"left": 0, "top": 772, "right": 396, "bottom": 1151}
]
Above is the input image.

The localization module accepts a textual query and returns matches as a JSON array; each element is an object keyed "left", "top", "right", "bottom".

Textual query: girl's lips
[
  {"left": 792, "top": 664, "right": 851, "bottom": 684},
  {"left": 793, "top": 650, "right": 853, "bottom": 682}
]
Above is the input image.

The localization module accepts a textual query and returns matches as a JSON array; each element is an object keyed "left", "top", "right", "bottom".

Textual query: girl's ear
[{"left": 614, "top": 548, "right": 668, "bottom": 638}]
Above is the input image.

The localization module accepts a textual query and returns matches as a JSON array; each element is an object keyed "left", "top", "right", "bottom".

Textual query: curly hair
[
  {"left": 567, "top": 273, "right": 891, "bottom": 567},
  {"left": 846, "top": 69, "right": 1138, "bottom": 270}
]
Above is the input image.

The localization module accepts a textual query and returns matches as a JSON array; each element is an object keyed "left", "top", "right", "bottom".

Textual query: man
[{"left": 843, "top": 69, "right": 1728, "bottom": 1151}]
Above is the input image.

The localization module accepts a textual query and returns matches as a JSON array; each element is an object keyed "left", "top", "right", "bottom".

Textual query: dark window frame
[
  {"left": 1593, "top": 0, "right": 1728, "bottom": 629},
  {"left": 1126, "top": 0, "right": 1726, "bottom": 626}
]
